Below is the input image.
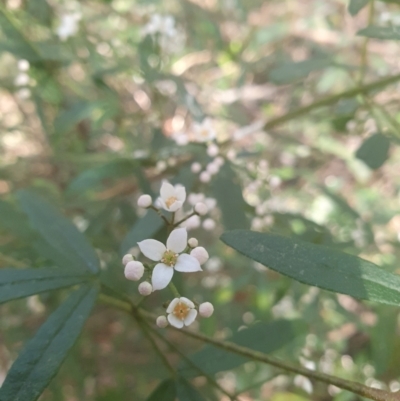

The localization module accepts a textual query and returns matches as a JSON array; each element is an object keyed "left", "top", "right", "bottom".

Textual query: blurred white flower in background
[
  {"left": 56, "top": 12, "right": 82, "bottom": 41},
  {"left": 192, "top": 118, "right": 216, "bottom": 143}
]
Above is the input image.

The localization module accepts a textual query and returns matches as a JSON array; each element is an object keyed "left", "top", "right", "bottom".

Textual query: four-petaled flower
[
  {"left": 138, "top": 228, "right": 201, "bottom": 290},
  {"left": 159, "top": 181, "right": 186, "bottom": 212},
  {"left": 192, "top": 118, "right": 216, "bottom": 143},
  {"left": 167, "top": 297, "right": 197, "bottom": 328}
]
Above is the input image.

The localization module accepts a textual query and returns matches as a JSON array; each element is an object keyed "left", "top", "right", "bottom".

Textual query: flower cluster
[{"left": 123, "top": 181, "right": 214, "bottom": 329}]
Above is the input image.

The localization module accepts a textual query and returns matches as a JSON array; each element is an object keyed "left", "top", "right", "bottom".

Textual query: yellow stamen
[
  {"left": 173, "top": 301, "right": 190, "bottom": 320},
  {"left": 165, "top": 196, "right": 177, "bottom": 208},
  {"left": 161, "top": 250, "right": 178, "bottom": 266}
]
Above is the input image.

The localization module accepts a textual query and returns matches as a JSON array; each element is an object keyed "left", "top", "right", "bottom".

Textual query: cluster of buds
[{"left": 123, "top": 181, "right": 214, "bottom": 328}]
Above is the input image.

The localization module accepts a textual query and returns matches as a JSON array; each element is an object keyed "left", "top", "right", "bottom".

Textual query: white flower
[
  {"left": 190, "top": 247, "right": 209, "bottom": 265},
  {"left": 138, "top": 228, "right": 201, "bottom": 290},
  {"left": 56, "top": 12, "right": 81, "bottom": 41},
  {"left": 156, "top": 315, "right": 168, "bottom": 328},
  {"left": 199, "top": 302, "right": 214, "bottom": 318},
  {"left": 138, "top": 194, "right": 152, "bottom": 208},
  {"left": 124, "top": 261, "right": 144, "bottom": 281},
  {"left": 138, "top": 281, "right": 152, "bottom": 296},
  {"left": 159, "top": 181, "right": 186, "bottom": 212},
  {"left": 167, "top": 297, "right": 197, "bottom": 328},
  {"left": 192, "top": 118, "right": 216, "bottom": 143}
]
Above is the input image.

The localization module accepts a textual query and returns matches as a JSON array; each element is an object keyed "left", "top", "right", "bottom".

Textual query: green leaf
[
  {"left": 348, "top": 0, "right": 370, "bottom": 16},
  {"left": 17, "top": 190, "right": 100, "bottom": 274},
  {"left": 176, "top": 378, "right": 206, "bottom": 401},
  {"left": 54, "top": 102, "right": 98, "bottom": 135},
  {"left": 355, "top": 133, "right": 391, "bottom": 169},
  {"left": 358, "top": 26, "right": 400, "bottom": 40},
  {"left": 120, "top": 211, "right": 164, "bottom": 255},
  {"left": 179, "top": 320, "right": 306, "bottom": 377},
  {"left": 0, "top": 268, "right": 92, "bottom": 304},
  {"left": 0, "top": 8, "right": 39, "bottom": 62},
  {"left": 67, "top": 159, "right": 139, "bottom": 194},
  {"left": 269, "top": 58, "right": 332, "bottom": 85},
  {"left": 221, "top": 230, "right": 400, "bottom": 306},
  {"left": 146, "top": 379, "right": 176, "bottom": 401},
  {"left": 0, "top": 284, "right": 98, "bottom": 401},
  {"left": 211, "top": 163, "right": 249, "bottom": 230}
]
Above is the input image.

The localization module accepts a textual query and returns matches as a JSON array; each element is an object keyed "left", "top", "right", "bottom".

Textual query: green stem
[
  {"left": 146, "top": 322, "right": 238, "bottom": 401},
  {"left": 263, "top": 73, "right": 400, "bottom": 131},
  {"left": 149, "top": 205, "right": 170, "bottom": 226},
  {"left": 173, "top": 211, "right": 197, "bottom": 228},
  {"left": 138, "top": 319, "right": 177, "bottom": 378},
  {"left": 168, "top": 282, "right": 181, "bottom": 298},
  {"left": 99, "top": 294, "right": 400, "bottom": 401}
]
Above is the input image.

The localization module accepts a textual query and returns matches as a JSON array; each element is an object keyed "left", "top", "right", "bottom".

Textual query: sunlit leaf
[
  {"left": 0, "top": 284, "right": 98, "bottom": 401},
  {"left": 221, "top": 230, "right": 400, "bottom": 306},
  {"left": 358, "top": 26, "right": 400, "bottom": 40}
]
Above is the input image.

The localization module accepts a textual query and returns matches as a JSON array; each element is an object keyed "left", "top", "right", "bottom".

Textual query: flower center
[
  {"left": 161, "top": 250, "right": 178, "bottom": 266},
  {"left": 165, "top": 196, "right": 177, "bottom": 208},
  {"left": 173, "top": 301, "right": 190, "bottom": 320},
  {"left": 200, "top": 129, "right": 209, "bottom": 137}
]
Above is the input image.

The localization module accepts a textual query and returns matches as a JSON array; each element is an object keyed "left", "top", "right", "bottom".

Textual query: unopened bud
[
  {"left": 156, "top": 315, "right": 168, "bottom": 328},
  {"left": 137, "top": 194, "right": 152, "bottom": 208},
  {"left": 138, "top": 281, "right": 152, "bottom": 295},
  {"left": 199, "top": 302, "right": 214, "bottom": 318},
  {"left": 194, "top": 202, "right": 208, "bottom": 216},
  {"left": 190, "top": 246, "right": 209, "bottom": 265},
  {"left": 207, "top": 144, "right": 219, "bottom": 157},
  {"left": 199, "top": 171, "right": 211, "bottom": 183},
  {"left": 191, "top": 162, "right": 202, "bottom": 173},
  {"left": 124, "top": 261, "right": 144, "bottom": 281},
  {"left": 188, "top": 237, "right": 198, "bottom": 248},
  {"left": 203, "top": 218, "right": 216, "bottom": 231},
  {"left": 122, "top": 254, "right": 133, "bottom": 265}
]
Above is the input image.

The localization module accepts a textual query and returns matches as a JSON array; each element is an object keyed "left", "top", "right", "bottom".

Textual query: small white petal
[
  {"left": 168, "top": 313, "right": 184, "bottom": 328},
  {"left": 166, "top": 298, "right": 180, "bottom": 313},
  {"left": 175, "top": 186, "right": 186, "bottom": 202},
  {"left": 168, "top": 200, "right": 183, "bottom": 212},
  {"left": 152, "top": 263, "right": 174, "bottom": 290},
  {"left": 179, "top": 296, "right": 194, "bottom": 309},
  {"left": 184, "top": 309, "right": 197, "bottom": 326},
  {"left": 167, "top": 228, "right": 187, "bottom": 253},
  {"left": 160, "top": 181, "right": 175, "bottom": 199},
  {"left": 174, "top": 254, "right": 202, "bottom": 272},
  {"left": 138, "top": 239, "right": 166, "bottom": 261}
]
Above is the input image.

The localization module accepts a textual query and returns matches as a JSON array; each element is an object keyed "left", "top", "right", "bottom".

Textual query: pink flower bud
[
  {"left": 138, "top": 281, "right": 152, "bottom": 295},
  {"left": 122, "top": 254, "right": 133, "bottom": 265},
  {"left": 137, "top": 194, "right": 152, "bottom": 208},
  {"left": 124, "top": 261, "right": 144, "bottom": 281},
  {"left": 199, "top": 302, "right": 214, "bottom": 318},
  {"left": 190, "top": 246, "right": 209, "bottom": 265},
  {"left": 194, "top": 202, "right": 208, "bottom": 216},
  {"left": 199, "top": 171, "right": 211, "bottom": 183},
  {"left": 191, "top": 162, "right": 202, "bottom": 173},
  {"left": 202, "top": 218, "right": 216, "bottom": 231},
  {"left": 156, "top": 315, "right": 168, "bottom": 328}
]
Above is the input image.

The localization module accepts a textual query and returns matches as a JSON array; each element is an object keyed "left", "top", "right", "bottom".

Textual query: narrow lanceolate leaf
[
  {"left": 0, "top": 284, "right": 98, "bottom": 401},
  {"left": 348, "top": 0, "right": 370, "bottom": 16},
  {"left": 221, "top": 230, "right": 400, "bottom": 306},
  {"left": 146, "top": 379, "right": 176, "bottom": 401},
  {"left": 17, "top": 190, "right": 100, "bottom": 274},
  {"left": 0, "top": 268, "right": 92, "bottom": 304},
  {"left": 211, "top": 164, "right": 249, "bottom": 230},
  {"left": 176, "top": 378, "right": 206, "bottom": 401},
  {"left": 357, "top": 26, "right": 400, "bottom": 40},
  {"left": 120, "top": 211, "right": 164, "bottom": 255},
  {"left": 179, "top": 320, "right": 306, "bottom": 378},
  {"left": 355, "top": 133, "right": 391, "bottom": 169}
]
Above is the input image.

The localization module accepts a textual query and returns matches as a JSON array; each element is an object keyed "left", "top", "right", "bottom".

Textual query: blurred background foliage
[{"left": 1, "top": 0, "right": 400, "bottom": 400}]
